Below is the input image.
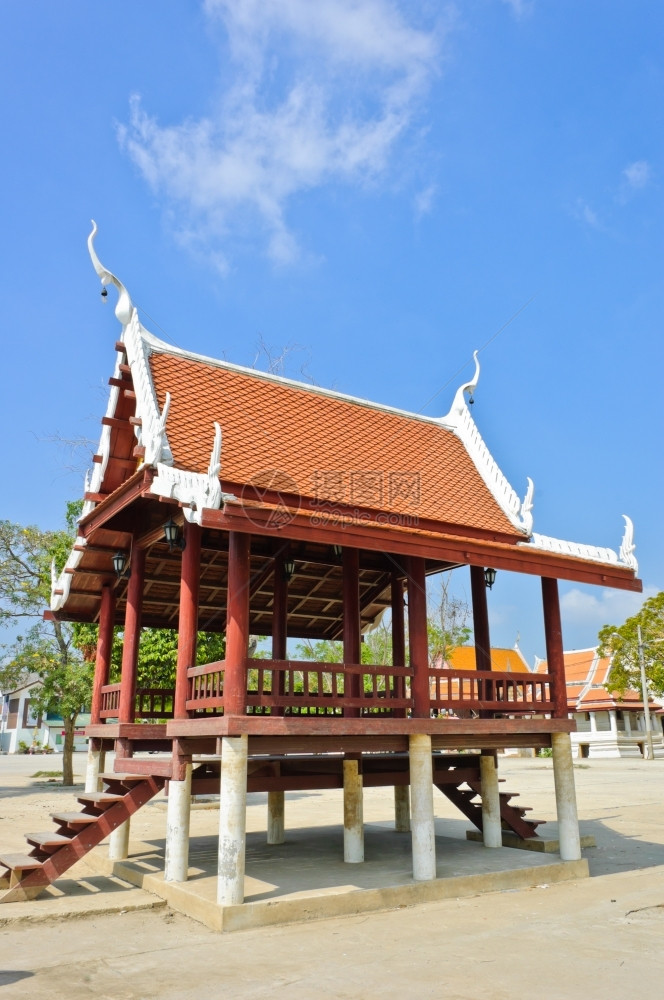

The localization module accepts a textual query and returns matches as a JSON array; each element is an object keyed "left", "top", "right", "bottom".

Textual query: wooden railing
[
  {"left": 99, "top": 683, "right": 121, "bottom": 718},
  {"left": 428, "top": 668, "right": 553, "bottom": 714},
  {"left": 99, "top": 683, "right": 175, "bottom": 720},
  {"left": 100, "top": 665, "right": 553, "bottom": 720},
  {"left": 186, "top": 659, "right": 414, "bottom": 715}
]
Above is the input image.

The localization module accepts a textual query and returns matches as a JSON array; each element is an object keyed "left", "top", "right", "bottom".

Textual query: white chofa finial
[
  {"left": 87, "top": 220, "right": 134, "bottom": 326},
  {"left": 520, "top": 477, "right": 534, "bottom": 533},
  {"left": 449, "top": 350, "right": 480, "bottom": 417},
  {"left": 619, "top": 515, "right": 638, "bottom": 571},
  {"left": 205, "top": 422, "right": 223, "bottom": 507}
]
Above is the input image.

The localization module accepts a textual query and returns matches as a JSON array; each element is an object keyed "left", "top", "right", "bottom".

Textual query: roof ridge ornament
[
  {"left": 449, "top": 350, "right": 480, "bottom": 417},
  {"left": 142, "top": 391, "right": 171, "bottom": 467},
  {"left": 88, "top": 220, "right": 134, "bottom": 326},
  {"left": 440, "top": 350, "right": 533, "bottom": 535},
  {"left": 520, "top": 477, "right": 534, "bottom": 534},
  {"left": 619, "top": 515, "right": 637, "bottom": 571}
]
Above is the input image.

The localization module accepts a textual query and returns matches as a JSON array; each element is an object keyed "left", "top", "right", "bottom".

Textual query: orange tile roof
[
  {"left": 537, "top": 648, "right": 650, "bottom": 710},
  {"left": 148, "top": 349, "right": 519, "bottom": 537},
  {"left": 445, "top": 646, "right": 532, "bottom": 673}
]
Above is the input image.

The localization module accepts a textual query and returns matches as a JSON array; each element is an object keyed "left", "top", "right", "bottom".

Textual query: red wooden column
[
  {"left": 343, "top": 547, "right": 361, "bottom": 718},
  {"left": 391, "top": 572, "right": 406, "bottom": 717},
  {"left": 470, "top": 566, "right": 492, "bottom": 673},
  {"left": 271, "top": 548, "right": 288, "bottom": 716},
  {"left": 91, "top": 584, "right": 115, "bottom": 725},
  {"left": 174, "top": 521, "right": 201, "bottom": 720},
  {"left": 407, "top": 556, "right": 429, "bottom": 718},
  {"left": 118, "top": 545, "right": 146, "bottom": 724},
  {"left": 225, "top": 531, "right": 251, "bottom": 717},
  {"left": 542, "top": 577, "right": 568, "bottom": 718}
]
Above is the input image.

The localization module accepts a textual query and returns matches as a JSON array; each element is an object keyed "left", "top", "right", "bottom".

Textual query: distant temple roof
[{"left": 535, "top": 647, "right": 654, "bottom": 712}]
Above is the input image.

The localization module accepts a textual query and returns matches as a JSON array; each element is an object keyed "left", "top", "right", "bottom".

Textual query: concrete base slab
[
  {"left": 466, "top": 829, "right": 596, "bottom": 853},
  {"left": 84, "top": 822, "right": 590, "bottom": 933},
  {"left": 0, "top": 873, "right": 165, "bottom": 928}
]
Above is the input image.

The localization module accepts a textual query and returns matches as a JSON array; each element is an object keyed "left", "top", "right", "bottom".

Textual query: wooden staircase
[
  {"left": 435, "top": 777, "right": 543, "bottom": 840},
  {"left": 0, "top": 773, "right": 166, "bottom": 903}
]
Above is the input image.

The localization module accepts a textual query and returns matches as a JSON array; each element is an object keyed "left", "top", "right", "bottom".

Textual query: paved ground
[{"left": 0, "top": 753, "right": 662, "bottom": 998}]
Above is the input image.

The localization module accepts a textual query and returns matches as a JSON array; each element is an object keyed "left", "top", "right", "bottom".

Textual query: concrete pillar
[
  {"left": 589, "top": 712, "right": 597, "bottom": 733},
  {"left": 609, "top": 711, "right": 618, "bottom": 733},
  {"left": 409, "top": 734, "right": 436, "bottom": 881},
  {"left": 394, "top": 784, "right": 410, "bottom": 832},
  {"left": 267, "top": 790, "right": 285, "bottom": 845},
  {"left": 84, "top": 746, "right": 105, "bottom": 794},
  {"left": 551, "top": 731, "right": 582, "bottom": 861},
  {"left": 217, "top": 734, "right": 248, "bottom": 906},
  {"left": 480, "top": 752, "right": 503, "bottom": 848},
  {"left": 164, "top": 764, "right": 193, "bottom": 882},
  {"left": 343, "top": 759, "right": 364, "bottom": 863},
  {"left": 108, "top": 819, "right": 130, "bottom": 861}
]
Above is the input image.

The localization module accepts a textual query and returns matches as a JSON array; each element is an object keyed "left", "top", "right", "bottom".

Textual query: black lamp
[
  {"left": 101, "top": 286, "right": 108, "bottom": 301},
  {"left": 283, "top": 558, "right": 296, "bottom": 581},
  {"left": 332, "top": 544, "right": 343, "bottom": 560},
  {"left": 484, "top": 567, "right": 497, "bottom": 590},
  {"left": 112, "top": 551, "right": 130, "bottom": 580},
  {"left": 163, "top": 517, "right": 185, "bottom": 552}
]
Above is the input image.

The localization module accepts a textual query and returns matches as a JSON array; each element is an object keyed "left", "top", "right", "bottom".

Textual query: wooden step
[
  {"left": 0, "top": 853, "right": 45, "bottom": 874},
  {"left": 100, "top": 772, "right": 149, "bottom": 784},
  {"left": 51, "top": 812, "right": 99, "bottom": 830},
  {"left": 76, "top": 792, "right": 123, "bottom": 812},
  {"left": 25, "top": 832, "right": 72, "bottom": 852}
]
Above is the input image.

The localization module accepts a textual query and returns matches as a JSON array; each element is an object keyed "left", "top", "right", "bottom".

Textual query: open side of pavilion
[{"left": 0, "top": 223, "right": 641, "bottom": 909}]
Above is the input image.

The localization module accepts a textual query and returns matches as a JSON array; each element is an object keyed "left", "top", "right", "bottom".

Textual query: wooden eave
[{"left": 203, "top": 501, "right": 643, "bottom": 593}]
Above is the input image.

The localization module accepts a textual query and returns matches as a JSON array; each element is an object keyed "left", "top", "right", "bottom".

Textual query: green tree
[
  {"left": 0, "top": 505, "right": 89, "bottom": 784},
  {"left": 426, "top": 574, "right": 472, "bottom": 667},
  {"left": 598, "top": 592, "right": 664, "bottom": 697}
]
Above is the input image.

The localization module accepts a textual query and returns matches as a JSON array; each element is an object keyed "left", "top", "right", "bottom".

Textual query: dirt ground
[{"left": 1, "top": 753, "right": 663, "bottom": 999}]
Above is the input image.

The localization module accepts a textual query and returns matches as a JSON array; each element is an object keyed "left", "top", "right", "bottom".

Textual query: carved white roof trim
[
  {"left": 151, "top": 422, "right": 235, "bottom": 525},
  {"left": 438, "top": 352, "right": 533, "bottom": 535},
  {"left": 50, "top": 534, "right": 90, "bottom": 612},
  {"left": 119, "top": 302, "right": 175, "bottom": 471},
  {"left": 522, "top": 516, "right": 638, "bottom": 572}
]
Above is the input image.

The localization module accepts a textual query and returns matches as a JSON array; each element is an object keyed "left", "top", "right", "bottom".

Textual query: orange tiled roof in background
[
  {"left": 535, "top": 648, "right": 651, "bottom": 710},
  {"left": 148, "top": 349, "right": 520, "bottom": 538},
  {"left": 442, "top": 646, "right": 532, "bottom": 673}
]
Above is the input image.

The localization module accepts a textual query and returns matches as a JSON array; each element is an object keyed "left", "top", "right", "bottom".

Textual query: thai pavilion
[{"left": 0, "top": 223, "right": 642, "bottom": 907}]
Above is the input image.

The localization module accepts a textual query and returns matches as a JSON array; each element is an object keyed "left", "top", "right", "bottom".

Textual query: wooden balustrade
[
  {"left": 100, "top": 664, "right": 553, "bottom": 720},
  {"left": 99, "top": 683, "right": 121, "bottom": 719},
  {"left": 100, "top": 683, "right": 175, "bottom": 720},
  {"left": 185, "top": 659, "right": 414, "bottom": 715},
  {"left": 429, "top": 667, "right": 553, "bottom": 714}
]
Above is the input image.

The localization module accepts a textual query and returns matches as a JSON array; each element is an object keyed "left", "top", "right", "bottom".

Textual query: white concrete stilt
[
  {"left": 217, "top": 734, "right": 248, "bottom": 906},
  {"left": 84, "top": 747, "right": 105, "bottom": 794},
  {"left": 343, "top": 759, "right": 364, "bottom": 863},
  {"left": 480, "top": 752, "right": 503, "bottom": 848},
  {"left": 164, "top": 764, "right": 193, "bottom": 882},
  {"left": 108, "top": 818, "right": 130, "bottom": 861},
  {"left": 267, "top": 790, "right": 285, "bottom": 845},
  {"left": 409, "top": 733, "right": 436, "bottom": 881},
  {"left": 552, "top": 731, "right": 582, "bottom": 861},
  {"left": 394, "top": 784, "right": 411, "bottom": 832}
]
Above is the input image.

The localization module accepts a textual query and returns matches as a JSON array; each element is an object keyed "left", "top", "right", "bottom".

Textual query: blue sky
[{"left": 2, "top": 0, "right": 661, "bottom": 664}]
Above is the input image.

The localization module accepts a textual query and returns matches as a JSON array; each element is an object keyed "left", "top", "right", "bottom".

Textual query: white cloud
[
  {"left": 561, "top": 585, "right": 658, "bottom": 630},
  {"left": 119, "top": 0, "right": 441, "bottom": 267},
  {"left": 414, "top": 183, "right": 437, "bottom": 218},
  {"left": 623, "top": 160, "right": 652, "bottom": 190},
  {"left": 573, "top": 197, "right": 601, "bottom": 229},
  {"left": 499, "top": 0, "right": 534, "bottom": 19}
]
